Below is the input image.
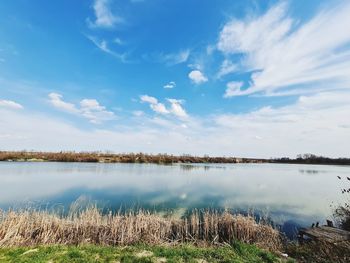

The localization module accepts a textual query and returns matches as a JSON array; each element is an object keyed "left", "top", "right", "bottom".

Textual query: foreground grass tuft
[{"left": 0, "top": 243, "right": 290, "bottom": 263}]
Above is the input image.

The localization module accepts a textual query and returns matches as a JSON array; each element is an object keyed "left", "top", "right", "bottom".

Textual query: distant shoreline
[{"left": 0, "top": 151, "right": 349, "bottom": 165}]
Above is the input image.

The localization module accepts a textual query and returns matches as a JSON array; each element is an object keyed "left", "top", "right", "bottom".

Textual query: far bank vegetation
[
  {"left": 0, "top": 151, "right": 263, "bottom": 164},
  {"left": 1, "top": 151, "right": 349, "bottom": 165},
  {"left": 0, "top": 208, "right": 281, "bottom": 252}
]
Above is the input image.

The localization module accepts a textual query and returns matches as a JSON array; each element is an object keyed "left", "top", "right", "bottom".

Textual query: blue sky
[{"left": 0, "top": 0, "right": 350, "bottom": 158}]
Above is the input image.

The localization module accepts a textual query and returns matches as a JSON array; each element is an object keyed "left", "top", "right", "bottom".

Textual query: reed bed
[{"left": 0, "top": 208, "right": 281, "bottom": 251}]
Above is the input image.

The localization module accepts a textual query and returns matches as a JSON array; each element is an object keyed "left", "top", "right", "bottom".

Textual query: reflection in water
[
  {"left": 180, "top": 164, "right": 227, "bottom": 171},
  {"left": 0, "top": 162, "right": 347, "bottom": 237},
  {"left": 299, "top": 169, "right": 320, "bottom": 174}
]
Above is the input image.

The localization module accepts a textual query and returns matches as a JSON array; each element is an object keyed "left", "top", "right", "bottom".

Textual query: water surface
[{"left": 0, "top": 162, "right": 348, "bottom": 236}]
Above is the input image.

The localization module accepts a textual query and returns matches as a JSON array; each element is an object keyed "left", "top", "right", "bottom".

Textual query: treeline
[
  {"left": 1, "top": 151, "right": 349, "bottom": 165},
  {"left": 272, "top": 154, "right": 350, "bottom": 165},
  {"left": 0, "top": 151, "right": 265, "bottom": 164}
]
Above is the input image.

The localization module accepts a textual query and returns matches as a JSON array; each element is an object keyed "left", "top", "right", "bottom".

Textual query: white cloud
[
  {"left": 140, "top": 95, "right": 189, "bottom": 118},
  {"left": 80, "top": 99, "right": 104, "bottom": 110},
  {"left": 158, "top": 49, "right": 190, "bottom": 66},
  {"left": 217, "top": 59, "right": 238, "bottom": 78},
  {"left": 188, "top": 70, "right": 208, "bottom": 84},
  {"left": 167, "top": 99, "right": 188, "bottom": 118},
  {"left": 48, "top": 93, "right": 115, "bottom": 124},
  {"left": 80, "top": 99, "right": 115, "bottom": 124},
  {"left": 88, "top": 0, "right": 122, "bottom": 29},
  {"left": 163, "top": 81, "right": 176, "bottom": 89},
  {"left": 150, "top": 102, "right": 169, "bottom": 114},
  {"left": 224, "top": 81, "right": 244, "bottom": 98},
  {"left": 48, "top": 93, "right": 79, "bottom": 113},
  {"left": 217, "top": 1, "right": 350, "bottom": 96},
  {"left": 1, "top": 91, "right": 350, "bottom": 158},
  {"left": 213, "top": 91, "right": 350, "bottom": 157},
  {"left": 140, "top": 95, "right": 158, "bottom": 104},
  {"left": 0, "top": 100, "right": 23, "bottom": 110},
  {"left": 0, "top": 107, "right": 196, "bottom": 154},
  {"left": 140, "top": 95, "right": 169, "bottom": 114}
]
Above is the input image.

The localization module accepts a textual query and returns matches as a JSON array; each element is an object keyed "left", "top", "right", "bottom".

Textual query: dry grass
[
  {"left": 0, "top": 208, "right": 281, "bottom": 252},
  {"left": 287, "top": 240, "right": 350, "bottom": 263}
]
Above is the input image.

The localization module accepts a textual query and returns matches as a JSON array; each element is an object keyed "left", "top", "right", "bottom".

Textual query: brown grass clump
[{"left": 0, "top": 208, "right": 281, "bottom": 251}]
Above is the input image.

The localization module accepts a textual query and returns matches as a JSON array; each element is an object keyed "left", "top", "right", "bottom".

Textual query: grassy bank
[
  {"left": 0, "top": 243, "right": 289, "bottom": 263},
  {"left": 0, "top": 208, "right": 288, "bottom": 261}
]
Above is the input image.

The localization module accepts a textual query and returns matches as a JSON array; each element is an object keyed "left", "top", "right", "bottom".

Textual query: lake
[{"left": 0, "top": 162, "right": 348, "bottom": 236}]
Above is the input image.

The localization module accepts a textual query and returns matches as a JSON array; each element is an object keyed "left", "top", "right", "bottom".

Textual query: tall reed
[{"left": 0, "top": 208, "right": 281, "bottom": 251}]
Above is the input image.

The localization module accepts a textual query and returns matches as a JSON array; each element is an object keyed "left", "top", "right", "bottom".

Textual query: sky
[{"left": 0, "top": 0, "right": 349, "bottom": 158}]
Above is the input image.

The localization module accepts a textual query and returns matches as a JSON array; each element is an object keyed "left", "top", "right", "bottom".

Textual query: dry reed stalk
[{"left": 0, "top": 208, "right": 282, "bottom": 251}]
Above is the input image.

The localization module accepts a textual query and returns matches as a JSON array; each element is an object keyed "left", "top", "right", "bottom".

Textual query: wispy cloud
[
  {"left": 48, "top": 93, "right": 115, "bottom": 124},
  {"left": 216, "top": 59, "right": 238, "bottom": 79},
  {"left": 132, "top": 110, "right": 144, "bottom": 117},
  {"left": 213, "top": 90, "right": 350, "bottom": 156},
  {"left": 113, "top": 37, "right": 124, "bottom": 45},
  {"left": 87, "top": 0, "right": 122, "bottom": 29},
  {"left": 188, "top": 70, "right": 208, "bottom": 85},
  {"left": 157, "top": 49, "right": 190, "bottom": 66},
  {"left": 217, "top": 1, "right": 350, "bottom": 96},
  {"left": 216, "top": 91, "right": 350, "bottom": 132},
  {"left": 86, "top": 35, "right": 128, "bottom": 62},
  {"left": 224, "top": 81, "right": 243, "bottom": 98},
  {"left": 0, "top": 100, "right": 23, "bottom": 110}
]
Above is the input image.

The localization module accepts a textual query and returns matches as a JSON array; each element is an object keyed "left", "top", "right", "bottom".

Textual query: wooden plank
[
  {"left": 300, "top": 226, "right": 348, "bottom": 237},
  {"left": 300, "top": 226, "right": 350, "bottom": 243},
  {"left": 319, "top": 226, "right": 350, "bottom": 236}
]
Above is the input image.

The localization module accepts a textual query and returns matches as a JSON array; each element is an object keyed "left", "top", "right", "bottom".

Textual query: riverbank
[
  {"left": 0, "top": 208, "right": 287, "bottom": 262},
  {"left": 0, "top": 243, "right": 289, "bottom": 263},
  {"left": 2, "top": 208, "right": 349, "bottom": 262}
]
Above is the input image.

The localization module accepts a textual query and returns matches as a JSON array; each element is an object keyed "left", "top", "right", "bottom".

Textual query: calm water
[{"left": 0, "top": 162, "right": 348, "bottom": 235}]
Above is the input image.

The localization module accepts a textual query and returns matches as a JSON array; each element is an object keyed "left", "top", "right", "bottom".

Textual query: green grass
[{"left": 0, "top": 243, "right": 292, "bottom": 263}]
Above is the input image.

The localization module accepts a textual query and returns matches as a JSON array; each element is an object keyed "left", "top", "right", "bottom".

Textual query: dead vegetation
[
  {"left": 287, "top": 240, "right": 350, "bottom": 263},
  {"left": 0, "top": 208, "right": 281, "bottom": 252},
  {"left": 0, "top": 151, "right": 264, "bottom": 164}
]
